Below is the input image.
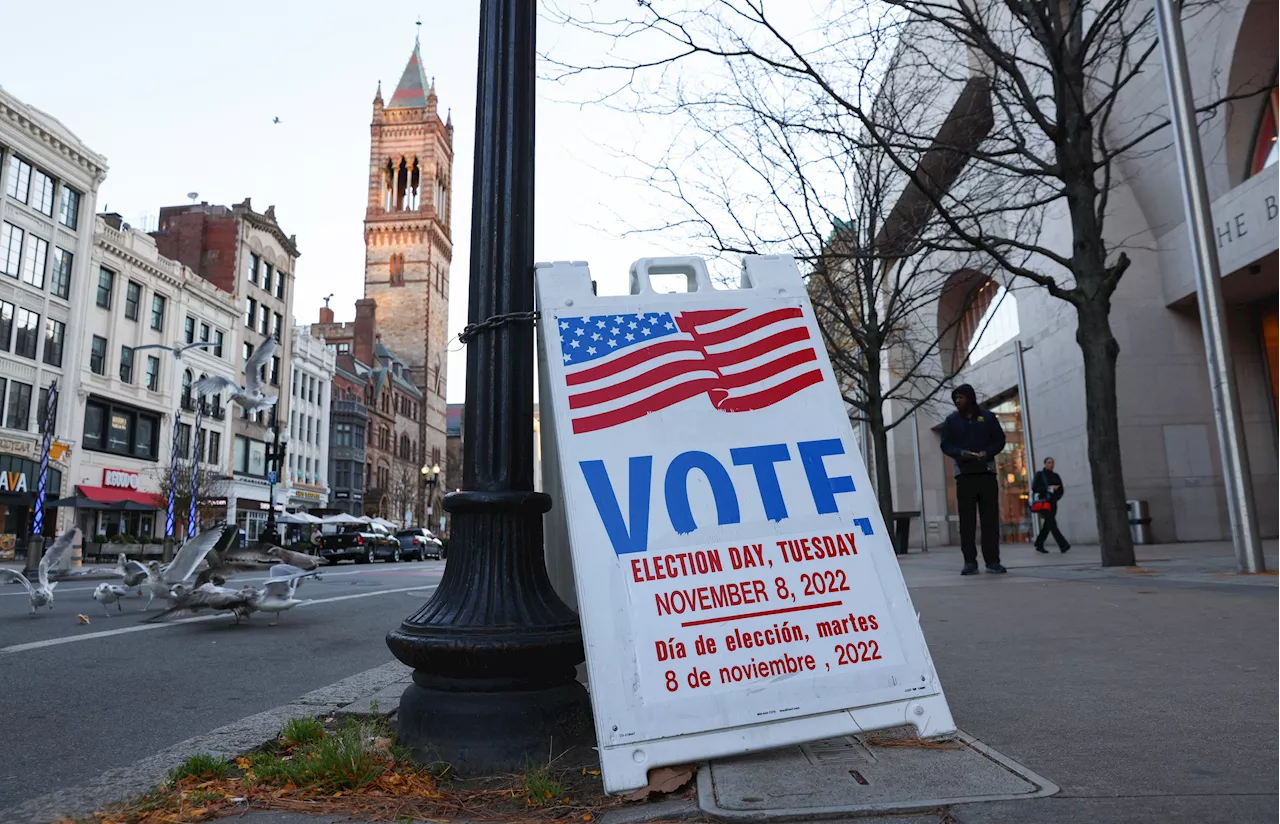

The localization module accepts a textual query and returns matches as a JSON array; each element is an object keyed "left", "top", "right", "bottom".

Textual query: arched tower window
[
  {"left": 389, "top": 254, "right": 405, "bottom": 286},
  {"left": 1250, "top": 85, "right": 1278, "bottom": 177}
]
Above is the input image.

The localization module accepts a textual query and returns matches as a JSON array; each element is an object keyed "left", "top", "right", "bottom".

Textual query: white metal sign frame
[{"left": 536, "top": 255, "right": 954, "bottom": 795}]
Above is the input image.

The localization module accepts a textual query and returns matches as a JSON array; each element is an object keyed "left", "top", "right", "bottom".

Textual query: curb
[{"left": 1, "top": 661, "right": 411, "bottom": 824}]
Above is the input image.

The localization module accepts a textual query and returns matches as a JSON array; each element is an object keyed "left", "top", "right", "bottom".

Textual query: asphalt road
[{"left": 0, "top": 559, "right": 444, "bottom": 811}]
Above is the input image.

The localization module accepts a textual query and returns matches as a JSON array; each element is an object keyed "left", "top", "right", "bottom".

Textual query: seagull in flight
[
  {"left": 255, "top": 565, "right": 321, "bottom": 624},
  {"left": 0, "top": 529, "right": 80, "bottom": 615},
  {"left": 131, "top": 341, "right": 219, "bottom": 361},
  {"left": 140, "top": 525, "right": 238, "bottom": 610},
  {"left": 193, "top": 337, "right": 278, "bottom": 412},
  {"left": 272, "top": 117, "right": 282, "bottom": 124}
]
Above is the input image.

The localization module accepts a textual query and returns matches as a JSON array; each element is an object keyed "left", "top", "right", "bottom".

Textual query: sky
[{"left": 0, "top": 0, "right": 678, "bottom": 403}]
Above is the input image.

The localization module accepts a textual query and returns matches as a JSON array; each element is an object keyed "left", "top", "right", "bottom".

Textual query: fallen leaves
[{"left": 622, "top": 764, "right": 696, "bottom": 801}]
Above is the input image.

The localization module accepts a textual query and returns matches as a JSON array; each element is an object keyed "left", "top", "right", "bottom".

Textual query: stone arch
[
  {"left": 937, "top": 270, "right": 1019, "bottom": 374},
  {"left": 1225, "top": 0, "right": 1278, "bottom": 183}
]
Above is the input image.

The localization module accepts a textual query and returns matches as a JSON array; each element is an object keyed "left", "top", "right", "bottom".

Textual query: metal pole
[
  {"left": 387, "top": 0, "right": 588, "bottom": 771},
  {"left": 1014, "top": 341, "right": 1039, "bottom": 542},
  {"left": 911, "top": 411, "right": 928, "bottom": 552},
  {"left": 165, "top": 412, "right": 182, "bottom": 538},
  {"left": 187, "top": 397, "right": 204, "bottom": 539},
  {"left": 1154, "top": 0, "right": 1264, "bottom": 573}
]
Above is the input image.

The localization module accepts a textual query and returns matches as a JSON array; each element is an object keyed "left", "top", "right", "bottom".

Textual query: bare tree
[
  {"left": 387, "top": 463, "right": 420, "bottom": 527},
  {"left": 544, "top": 0, "right": 1269, "bottom": 566},
  {"left": 153, "top": 460, "right": 232, "bottom": 537}
]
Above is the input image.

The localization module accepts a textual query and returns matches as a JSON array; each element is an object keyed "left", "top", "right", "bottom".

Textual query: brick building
[{"left": 361, "top": 37, "right": 452, "bottom": 526}]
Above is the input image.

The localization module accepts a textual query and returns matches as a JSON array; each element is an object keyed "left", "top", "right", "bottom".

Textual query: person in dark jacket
[
  {"left": 940, "top": 384, "right": 1007, "bottom": 575},
  {"left": 1031, "top": 457, "right": 1070, "bottom": 553}
]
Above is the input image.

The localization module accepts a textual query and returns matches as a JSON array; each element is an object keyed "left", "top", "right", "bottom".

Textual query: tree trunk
[
  {"left": 1075, "top": 301, "right": 1136, "bottom": 566},
  {"left": 865, "top": 385, "right": 897, "bottom": 547}
]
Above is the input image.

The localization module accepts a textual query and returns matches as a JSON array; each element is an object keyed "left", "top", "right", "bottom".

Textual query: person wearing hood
[{"left": 940, "top": 384, "right": 1007, "bottom": 575}]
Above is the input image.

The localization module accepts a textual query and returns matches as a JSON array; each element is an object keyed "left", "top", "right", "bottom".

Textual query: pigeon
[
  {"left": 93, "top": 583, "right": 130, "bottom": 616},
  {"left": 193, "top": 337, "right": 278, "bottom": 412},
  {"left": 140, "top": 525, "right": 238, "bottom": 610},
  {"left": 0, "top": 529, "right": 80, "bottom": 615},
  {"left": 132, "top": 341, "right": 218, "bottom": 361},
  {"left": 146, "top": 583, "right": 261, "bottom": 624}
]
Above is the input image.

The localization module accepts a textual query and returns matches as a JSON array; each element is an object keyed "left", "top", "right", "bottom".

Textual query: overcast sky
[{"left": 0, "top": 1, "right": 680, "bottom": 402}]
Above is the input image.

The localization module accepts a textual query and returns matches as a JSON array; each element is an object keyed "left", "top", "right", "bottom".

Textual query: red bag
[{"left": 1030, "top": 498, "right": 1052, "bottom": 512}]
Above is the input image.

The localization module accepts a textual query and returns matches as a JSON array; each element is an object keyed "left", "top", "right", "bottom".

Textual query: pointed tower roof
[{"left": 387, "top": 40, "right": 430, "bottom": 109}]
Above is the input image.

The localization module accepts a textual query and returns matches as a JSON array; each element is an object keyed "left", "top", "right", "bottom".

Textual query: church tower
[{"left": 364, "top": 35, "right": 453, "bottom": 475}]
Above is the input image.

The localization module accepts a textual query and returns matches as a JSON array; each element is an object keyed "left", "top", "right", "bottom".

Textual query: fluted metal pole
[{"left": 386, "top": 0, "right": 589, "bottom": 770}]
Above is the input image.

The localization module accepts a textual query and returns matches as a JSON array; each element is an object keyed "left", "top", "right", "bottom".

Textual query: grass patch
[
  {"left": 520, "top": 762, "right": 568, "bottom": 806},
  {"left": 279, "top": 716, "right": 325, "bottom": 748},
  {"left": 167, "top": 753, "right": 230, "bottom": 783},
  {"left": 245, "top": 717, "right": 391, "bottom": 793}
]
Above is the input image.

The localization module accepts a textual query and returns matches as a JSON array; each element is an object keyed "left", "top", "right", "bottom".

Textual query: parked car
[
  {"left": 317, "top": 523, "right": 401, "bottom": 564},
  {"left": 396, "top": 528, "right": 443, "bottom": 560}
]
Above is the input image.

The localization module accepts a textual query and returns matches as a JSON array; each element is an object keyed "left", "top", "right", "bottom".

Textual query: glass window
[
  {"left": 5, "top": 156, "right": 31, "bottom": 202},
  {"left": 150, "top": 294, "right": 166, "bottom": 331},
  {"left": 14, "top": 309, "right": 39, "bottom": 358},
  {"left": 59, "top": 186, "right": 80, "bottom": 229},
  {"left": 234, "top": 435, "right": 248, "bottom": 472},
  {"left": 21, "top": 234, "right": 47, "bottom": 289},
  {"left": 243, "top": 341, "right": 254, "bottom": 366},
  {"left": 273, "top": 312, "right": 282, "bottom": 341},
  {"left": 208, "top": 431, "right": 222, "bottom": 465},
  {"left": 260, "top": 307, "right": 270, "bottom": 336},
  {"left": 271, "top": 356, "right": 280, "bottom": 386},
  {"left": 248, "top": 253, "right": 260, "bottom": 284},
  {"left": 30, "top": 170, "right": 55, "bottom": 216},
  {"left": 83, "top": 402, "right": 104, "bottom": 449},
  {"left": 135, "top": 416, "right": 155, "bottom": 459},
  {"left": 184, "top": 316, "right": 196, "bottom": 344},
  {"left": 177, "top": 423, "right": 191, "bottom": 456},
  {"left": 213, "top": 330, "right": 224, "bottom": 357},
  {"left": 108, "top": 411, "right": 132, "bottom": 452},
  {"left": 5, "top": 381, "right": 31, "bottom": 430},
  {"left": 199, "top": 322, "right": 210, "bottom": 343},
  {"left": 276, "top": 272, "right": 285, "bottom": 300},
  {"left": 245, "top": 297, "right": 256, "bottom": 329},
  {"left": 182, "top": 369, "right": 193, "bottom": 409},
  {"left": 43, "top": 318, "right": 64, "bottom": 367},
  {"left": 1, "top": 222, "right": 24, "bottom": 277},
  {"left": 50, "top": 247, "right": 72, "bottom": 298},
  {"left": 249, "top": 440, "right": 266, "bottom": 475},
  {"left": 262, "top": 264, "right": 272, "bottom": 294},
  {"left": 98, "top": 268, "right": 116, "bottom": 309},
  {"left": 0, "top": 300, "right": 12, "bottom": 351},
  {"left": 119, "top": 346, "right": 134, "bottom": 383},
  {"left": 90, "top": 335, "right": 107, "bottom": 374},
  {"left": 37, "top": 386, "right": 49, "bottom": 433},
  {"left": 145, "top": 355, "right": 161, "bottom": 391},
  {"left": 337, "top": 342, "right": 350, "bottom": 354}
]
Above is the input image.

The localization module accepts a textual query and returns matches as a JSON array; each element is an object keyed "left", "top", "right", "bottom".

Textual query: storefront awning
[{"left": 73, "top": 485, "right": 167, "bottom": 510}]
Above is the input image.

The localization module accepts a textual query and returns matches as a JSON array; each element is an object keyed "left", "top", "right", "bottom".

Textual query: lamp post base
[
  {"left": 386, "top": 490, "right": 592, "bottom": 772},
  {"left": 22, "top": 535, "right": 44, "bottom": 580}
]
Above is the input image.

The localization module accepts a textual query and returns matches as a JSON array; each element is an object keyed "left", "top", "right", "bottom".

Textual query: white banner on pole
[{"left": 536, "top": 255, "right": 954, "bottom": 795}]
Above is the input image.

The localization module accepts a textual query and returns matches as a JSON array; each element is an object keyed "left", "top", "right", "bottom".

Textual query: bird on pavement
[
  {"left": 141, "top": 525, "right": 238, "bottom": 610},
  {"left": 93, "top": 583, "right": 130, "bottom": 616},
  {"left": 255, "top": 566, "right": 320, "bottom": 624},
  {"left": 193, "top": 337, "right": 278, "bottom": 412},
  {"left": 115, "top": 553, "right": 149, "bottom": 595},
  {"left": 131, "top": 341, "right": 219, "bottom": 361},
  {"left": 267, "top": 546, "right": 321, "bottom": 572},
  {"left": 0, "top": 529, "right": 80, "bottom": 615},
  {"left": 146, "top": 583, "right": 261, "bottom": 624}
]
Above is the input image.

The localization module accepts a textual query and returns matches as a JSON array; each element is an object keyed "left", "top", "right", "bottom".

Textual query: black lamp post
[
  {"left": 387, "top": 0, "right": 589, "bottom": 771},
  {"left": 420, "top": 462, "right": 440, "bottom": 528},
  {"left": 264, "top": 411, "right": 288, "bottom": 544}
]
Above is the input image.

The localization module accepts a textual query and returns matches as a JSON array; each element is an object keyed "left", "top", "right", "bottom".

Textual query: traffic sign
[
  {"left": 536, "top": 256, "right": 954, "bottom": 795},
  {"left": 268, "top": 471, "right": 277, "bottom": 485}
]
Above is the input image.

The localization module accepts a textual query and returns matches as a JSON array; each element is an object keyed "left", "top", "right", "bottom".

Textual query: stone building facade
[
  {"left": 286, "top": 325, "right": 334, "bottom": 513},
  {"left": 361, "top": 38, "right": 451, "bottom": 528}
]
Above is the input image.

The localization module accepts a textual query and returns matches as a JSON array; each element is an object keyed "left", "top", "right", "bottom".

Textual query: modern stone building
[
  {"left": 0, "top": 86, "right": 107, "bottom": 554},
  {"left": 362, "top": 37, "right": 451, "bottom": 525},
  {"left": 870, "top": 0, "right": 1278, "bottom": 548},
  {"left": 151, "top": 199, "right": 300, "bottom": 541}
]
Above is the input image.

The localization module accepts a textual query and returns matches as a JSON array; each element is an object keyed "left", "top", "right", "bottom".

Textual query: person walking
[
  {"left": 940, "top": 384, "right": 1007, "bottom": 575},
  {"left": 1032, "top": 457, "right": 1071, "bottom": 553}
]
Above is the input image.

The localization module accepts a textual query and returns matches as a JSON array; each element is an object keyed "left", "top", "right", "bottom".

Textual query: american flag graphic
[{"left": 558, "top": 307, "right": 823, "bottom": 434}]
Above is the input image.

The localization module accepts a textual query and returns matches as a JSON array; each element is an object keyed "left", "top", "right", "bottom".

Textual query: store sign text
[
  {"left": 0, "top": 472, "right": 28, "bottom": 493},
  {"left": 103, "top": 468, "right": 141, "bottom": 490}
]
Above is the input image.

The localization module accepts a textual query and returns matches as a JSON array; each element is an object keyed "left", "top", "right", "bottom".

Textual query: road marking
[{"left": 0, "top": 584, "right": 437, "bottom": 654}]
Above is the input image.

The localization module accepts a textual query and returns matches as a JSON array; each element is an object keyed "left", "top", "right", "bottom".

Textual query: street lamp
[
  {"left": 264, "top": 411, "right": 288, "bottom": 545},
  {"left": 421, "top": 463, "right": 441, "bottom": 530},
  {"left": 387, "top": 0, "right": 589, "bottom": 772}
]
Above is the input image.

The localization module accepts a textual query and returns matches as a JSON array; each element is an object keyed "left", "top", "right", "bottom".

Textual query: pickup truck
[{"left": 317, "top": 523, "right": 401, "bottom": 564}]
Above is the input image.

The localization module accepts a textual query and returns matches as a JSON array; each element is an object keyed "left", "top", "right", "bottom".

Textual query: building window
[
  {"left": 145, "top": 355, "right": 161, "bottom": 391},
  {"left": 0, "top": 300, "right": 12, "bottom": 351},
  {"left": 43, "top": 318, "right": 64, "bottom": 367},
  {"left": 98, "top": 268, "right": 116, "bottom": 310},
  {"left": 37, "top": 386, "right": 49, "bottom": 433},
  {"left": 150, "top": 294, "right": 166, "bottom": 331},
  {"left": 233, "top": 435, "right": 268, "bottom": 476},
  {"left": 262, "top": 264, "right": 273, "bottom": 294},
  {"left": 50, "top": 247, "right": 72, "bottom": 298},
  {"left": 184, "top": 316, "right": 196, "bottom": 344},
  {"left": 273, "top": 312, "right": 282, "bottom": 342},
  {"left": 119, "top": 346, "right": 135, "bottom": 383},
  {"left": 21, "top": 235, "right": 47, "bottom": 289},
  {"left": 58, "top": 187, "right": 80, "bottom": 229},
  {"left": 335, "top": 422, "right": 352, "bottom": 447},
  {"left": 389, "top": 254, "right": 405, "bottom": 286},
  {"left": 83, "top": 399, "right": 160, "bottom": 459},
  {"left": 245, "top": 297, "right": 257, "bottom": 329},
  {"left": 90, "top": 335, "right": 107, "bottom": 374},
  {"left": 259, "top": 307, "right": 270, "bottom": 337},
  {"left": 213, "top": 330, "right": 224, "bottom": 357},
  {"left": 1250, "top": 86, "right": 1278, "bottom": 177},
  {"left": 1, "top": 222, "right": 23, "bottom": 277},
  {"left": 270, "top": 356, "right": 280, "bottom": 386},
  {"left": 276, "top": 272, "right": 285, "bottom": 300},
  {"left": 5, "top": 156, "right": 31, "bottom": 203},
  {"left": 5, "top": 381, "right": 31, "bottom": 431},
  {"left": 13, "top": 309, "right": 39, "bottom": 359},
  {"left": 243, "top": 341, "right": 254, "bottom": 367},
  {"left": 208, "top": 431, "right": 222, "bottom": 465},
  {"left": 249, "top": 252, "right": 260, "bottom": 284},
  {"left": 30, "top": 170, "right": 55, "bottom": 217},
  {"left": 182, "top": 369, "right": 194, "bottom": 410},
  {"left": 335, "top": 461, "right": 350, "bottom": 489},
  {"left": 177, "top": 423, "right": 191, "bottom": 457},
  {"left": 337, "top": 342, "right": 350, "bottom": 354}
]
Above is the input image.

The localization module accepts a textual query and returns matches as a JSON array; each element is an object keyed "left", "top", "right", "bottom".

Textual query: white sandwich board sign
[{"left": 535, "top": 255, "right": 954, "bottom": 795}]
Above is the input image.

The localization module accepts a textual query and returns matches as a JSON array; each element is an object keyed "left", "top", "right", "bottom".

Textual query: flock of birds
[{"left": 1, "top": 523, "right": 322, "bottom": 626}]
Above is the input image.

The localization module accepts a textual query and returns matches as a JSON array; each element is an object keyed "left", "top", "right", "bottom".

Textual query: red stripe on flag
[
  {"left": 680, "top": 308, "right": 744, "bottom": 325},
  {"left": 715, "top": 349, "right": 818, "bottom": 390},
  {"left": 571, "top": 378, "right": 717, "bottom": 433},
  {"left": 569, "top": 357, "right": 712, "bottom": 409},
  {"left": 565, "top": 338, "right": 702, "bottom": 386},
  {"left": 685, "top": 307, "right": 804, "bottom": 346},
  {"left": 710, "top": 370, "right": 824, "bottom": 412},
  {"left": 703, "top": 326, "right": 811, "bottom": 370}
]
